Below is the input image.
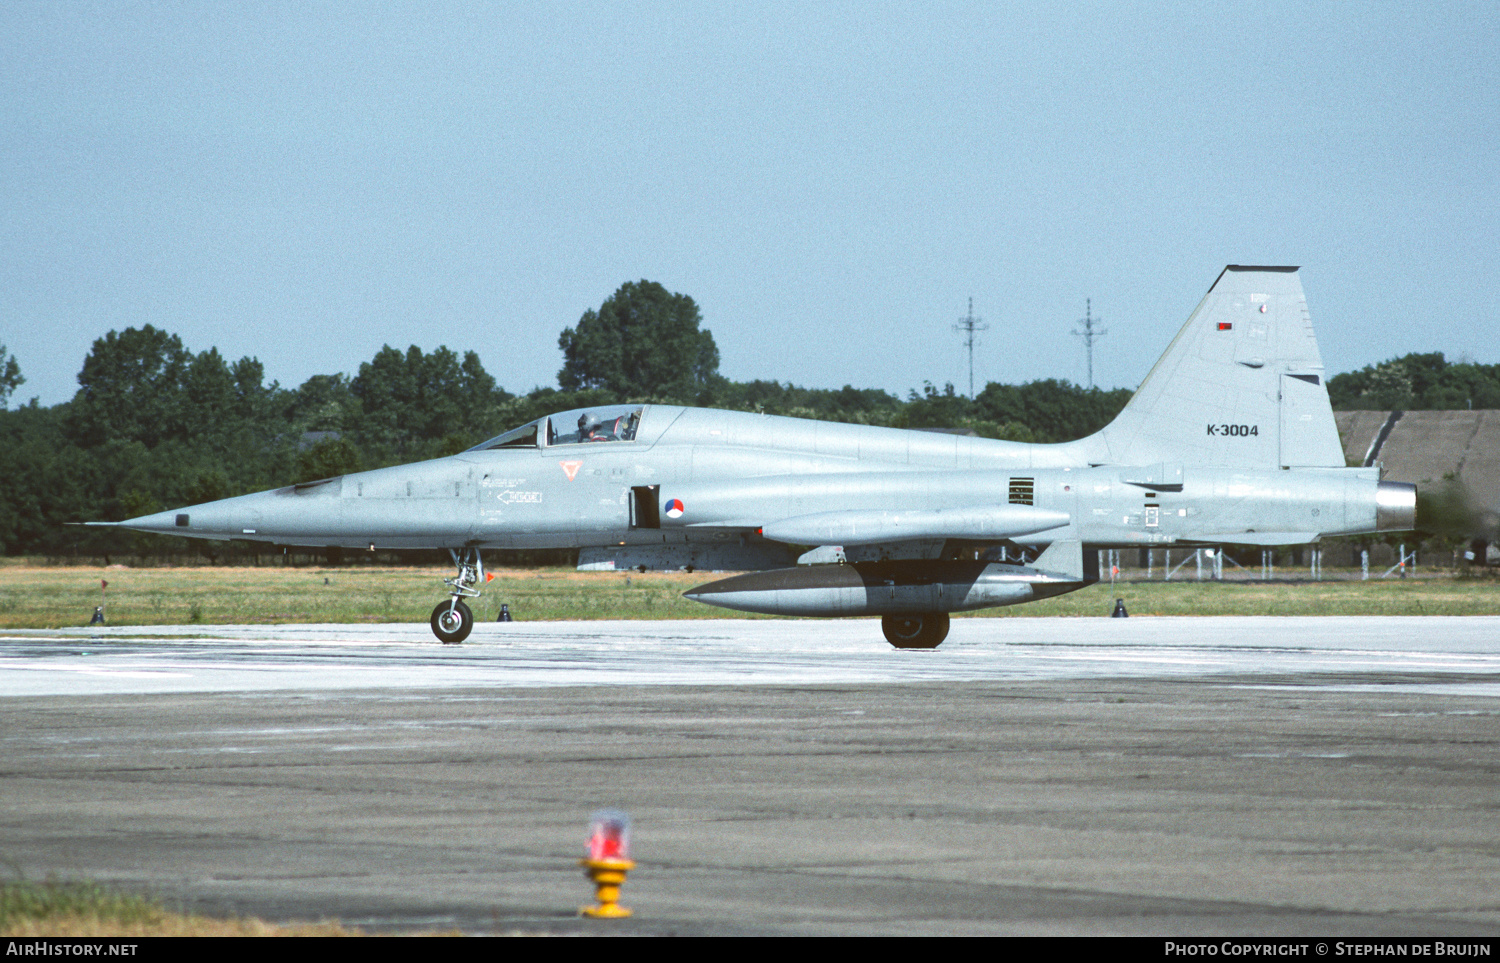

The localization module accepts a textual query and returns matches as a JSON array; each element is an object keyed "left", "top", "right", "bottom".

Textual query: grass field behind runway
[
  {"left": 0, "top": 878, "right": 385, "bottom": 936},
  {"left": 1, "top": 560, "right": 1497, "bottom": 628}
]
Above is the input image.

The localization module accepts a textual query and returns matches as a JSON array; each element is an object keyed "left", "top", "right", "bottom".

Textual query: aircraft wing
[
  {"left": 1179, "top": 532, "right": 1322, "bottom": 546},
  {"left": 757, "top": 505, "right": 1070, "bottom": 546}
]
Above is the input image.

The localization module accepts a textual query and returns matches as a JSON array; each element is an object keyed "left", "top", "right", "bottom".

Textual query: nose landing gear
[
  {"left": 431, "top": 547, "right": 484, "bottom": 644},
  {"left": 431, "top": 599, "right": 473, "bottom": 644}
]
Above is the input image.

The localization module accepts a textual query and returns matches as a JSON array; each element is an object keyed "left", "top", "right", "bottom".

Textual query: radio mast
[
  {"left": 1071, "top": 298, "right": 1106, "bottom": 389},
  {"left": 952, "top": 297, "right": 988, "bottom": 398}
]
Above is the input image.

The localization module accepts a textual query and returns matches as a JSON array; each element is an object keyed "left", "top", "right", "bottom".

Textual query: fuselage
[{"left": 132, "top": 404, "right": 1409, "bottom": 553}]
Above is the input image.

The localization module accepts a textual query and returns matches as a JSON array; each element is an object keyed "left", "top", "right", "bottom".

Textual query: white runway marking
[{"left": 2, "top": 616, "right": 1498, "bottom": 697}]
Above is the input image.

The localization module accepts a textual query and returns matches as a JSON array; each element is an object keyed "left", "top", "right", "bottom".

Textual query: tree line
[
  {"left": 2, "top": 279, "right": 1492, "bottom": 558},
  {"left": 1327, "top": 352, "right": 1500, "bottom": 411}
]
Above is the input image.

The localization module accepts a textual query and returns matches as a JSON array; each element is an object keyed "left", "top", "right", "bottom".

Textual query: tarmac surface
[{"left": 2, "top": 616, "right": 1498, "bottom": 936}]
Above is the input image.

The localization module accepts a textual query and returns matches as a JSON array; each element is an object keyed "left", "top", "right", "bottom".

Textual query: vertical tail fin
[{"left": 1094, "top": 265, "right": 1345, "bottom": 469}]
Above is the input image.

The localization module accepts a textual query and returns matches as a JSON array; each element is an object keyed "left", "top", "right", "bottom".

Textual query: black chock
[
  {"left": 1111, "top": 598, "right": 1129, "bottom": 618},
  {"left": 89, "top": 606, "right": 105, "bottom": 625},
  {"left": 498, "top": 603, "right": 513, "bottom": 622}
]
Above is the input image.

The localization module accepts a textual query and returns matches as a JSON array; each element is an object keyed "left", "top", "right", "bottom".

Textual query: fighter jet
[{"left": 101, "top": 266, "right": 1415, "bottom": 647}]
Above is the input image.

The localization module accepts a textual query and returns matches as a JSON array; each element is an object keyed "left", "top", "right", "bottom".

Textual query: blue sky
[{"left": 3, "top": 2, "right": 1496, "bottom": 409}]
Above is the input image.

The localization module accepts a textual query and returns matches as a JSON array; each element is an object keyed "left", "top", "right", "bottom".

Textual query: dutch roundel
[{"left": 665, "top": 498, "right": 685, "bottom": 518}]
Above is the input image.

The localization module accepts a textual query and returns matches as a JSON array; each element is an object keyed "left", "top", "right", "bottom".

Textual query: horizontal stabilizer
[{"left": 1119, "top": 463, "right": 1184, "bottom": 489}]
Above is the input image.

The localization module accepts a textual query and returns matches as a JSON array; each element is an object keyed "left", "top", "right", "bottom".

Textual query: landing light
[{"left": 580, "top": 809, "right": 635, "bottom": 918}]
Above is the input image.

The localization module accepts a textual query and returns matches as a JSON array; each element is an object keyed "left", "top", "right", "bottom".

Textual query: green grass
[
  {"left": 989, "top": 575, "right": 1500, "bottom": 617},
  {"left": 0, "top": 563, "right": 728, "bottom": 628},
  {"left": 0, "top": 879, "right": 164, "bottom": 930},
  {"left": 0, "top": 561, "right": 1496, "bottom": 629},
  {"left": 0, "top": 877, "right": 367, "bottom": 936}
]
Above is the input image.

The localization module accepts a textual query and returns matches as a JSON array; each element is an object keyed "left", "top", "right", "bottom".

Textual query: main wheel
[
  {"left": 430, "top": 599, "right": 474, "bottom": 644},
  {"left": 881, "top": 612, "right": 950, "bottom": 649}
]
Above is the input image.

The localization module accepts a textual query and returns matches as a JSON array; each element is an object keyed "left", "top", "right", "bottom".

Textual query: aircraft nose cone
[
  {"left": 119, "top": 489, "right": 278, "bottom": 540},
  {"left": 118, "top": 509, "right": 191, "bottom": 535}
]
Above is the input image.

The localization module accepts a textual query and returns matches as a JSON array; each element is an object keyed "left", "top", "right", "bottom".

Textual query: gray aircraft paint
[{"left": 99, "top": 267, "right": 1416, "bottom": 644}]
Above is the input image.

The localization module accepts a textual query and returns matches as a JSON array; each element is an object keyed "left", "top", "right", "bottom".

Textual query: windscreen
[{"left": 469, "top": 420, "right": 539, "bottom": 451}]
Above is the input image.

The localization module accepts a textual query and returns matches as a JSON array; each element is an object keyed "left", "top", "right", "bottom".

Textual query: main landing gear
[
  {"left": 431, "top": 547, "right": 483, "bottom": 644},
  {"left": 881, "top": 612, "right": 950, "bottom": 649}
]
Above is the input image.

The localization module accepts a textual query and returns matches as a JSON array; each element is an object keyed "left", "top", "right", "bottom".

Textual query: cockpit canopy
[{"left": 469, "top": 404, "right": 644, "bottom": 451}]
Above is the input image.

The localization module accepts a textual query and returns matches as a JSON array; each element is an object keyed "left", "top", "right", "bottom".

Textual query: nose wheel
[
  {"left": 430, "top": 547, "right": 484, "bottom": 643},
  {"left": 882, "top": 612, "right": 950, "bottom": 649},
  {"left": 431, "top": 599, "right": 474, "bottom": 644}
]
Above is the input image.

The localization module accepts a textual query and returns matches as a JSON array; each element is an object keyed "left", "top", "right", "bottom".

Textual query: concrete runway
[{"left": 2, "top": 616, "right": 1498, "bottom": 935}]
